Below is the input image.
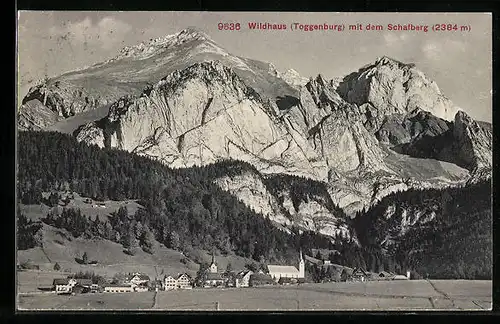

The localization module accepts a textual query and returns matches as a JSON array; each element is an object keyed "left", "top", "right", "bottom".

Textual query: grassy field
[{"left": 17, "top": 280, "right": 492, "bottom": 311}]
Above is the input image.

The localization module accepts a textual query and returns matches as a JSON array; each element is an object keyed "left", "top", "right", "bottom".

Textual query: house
[
  {"left": 128, "top": 273, "right": 150, "bottom": 287},
  {"left": 204, "top": 272, "right": 225, "bottom": 288},
  {"left": 163, "top": 273, "right": 193, "bottom": 290},
  {"left": 351, "top": 268, "right": 368, "bottom": 282},
  {"left": 90, "top": 284, "right": 101, "bottom": 293},
  {"left": 164, "top": 275, "right": 177, "bottom": 291},
  {"left": 378, "top": 271, "right": 394, "bottom": 280},
  {"left": 267, "top": 250, "right": 305, "bottom": 282},
  {"left": 53, "top": 278, "right": 74, "bottom": 294},
  {"left": 53, "top": 278, "right": 92, "bottom": 294},
  {"left": 235, "top": 270, "right": 253, "bottom": 288},
  {"left": 103, "top": 284, "right": 134, "bottom": 293},
  {"left": 249, "top": 273, "right": 274, "bottom": 287},
  {"left": 176, "top": 273, "right": 193, "bottom": 289}
]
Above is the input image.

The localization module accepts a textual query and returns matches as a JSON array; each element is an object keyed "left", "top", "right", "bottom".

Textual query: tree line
[
  {"left": 17, "top": 131, "right": 348, "bottom": 265},
  {"left": 352, "top": 179, "right": 492, "bottom": 279}
]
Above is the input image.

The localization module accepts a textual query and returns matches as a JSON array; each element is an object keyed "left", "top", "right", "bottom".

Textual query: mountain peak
[
  {"left": 113, "top": 28, "right": 213, "bottom": 61},
  {"left": 374, "top": 56, "right": 416, "bottom": 69},
  {"left": 176, "top": 27, "right": 212, "bottom": 42}
]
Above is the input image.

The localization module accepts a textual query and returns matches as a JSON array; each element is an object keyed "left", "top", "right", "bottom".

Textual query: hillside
[
  {"left": 17, "top": 28, "right": 492, "bottom": 281},
  {"left": 17, "top": 130, "right": 364, "bottom": 268},
  {"left": 352, "top": 179, "right": 492, "bottom": 279}
]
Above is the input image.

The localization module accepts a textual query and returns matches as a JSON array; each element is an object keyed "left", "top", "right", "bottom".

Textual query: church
[{"left": 267, "top": 250, "right": 305, "bottom": 281}]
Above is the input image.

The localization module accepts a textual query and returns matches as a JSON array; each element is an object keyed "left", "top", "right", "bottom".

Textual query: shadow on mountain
[{"left": 276, "top": 95, "right": 300, "bottom": 111}]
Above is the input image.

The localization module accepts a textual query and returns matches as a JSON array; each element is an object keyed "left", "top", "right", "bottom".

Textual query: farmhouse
[
  {"left": 267, "top": 250, "right": 305, "bottom": 281},
  {"left": 128, "top": 273, "right": 150, "bottom": 287},
  {"left": 164, "top": 275, "right": 177, "bottom": 290},
  {"left": 104, "top": 284, "right": 134, "bottom": 293},
  {"left": 53, "top": 278, "right": 74, "bottom": 294},
  {"left": 53, "top": 278, "right": 92, "bottom": 294},
  {"left": 235, "top": 270, "right": 253, "bottom": 288},
  {"left": 204, "top": 272, "right": 225, "bottom": 288},
  {"left": 176, "top": 273, "right": 193, "bottom": 289},
  {"left": 164, "top": 273, "right": 193, "bottom": 290}
]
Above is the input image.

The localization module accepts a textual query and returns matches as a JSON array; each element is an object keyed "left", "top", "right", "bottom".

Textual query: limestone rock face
[
  {"left": 18, "top": 28, "right": 296, "bottom": 132},
  {"left": 19, "top": 30, "right": 491, "bottom": 231},
  {"left": 396, "top": 110, "right": 492, "bottom": 173},
  {"left": 279, "top": 69, "right": 309, "bottom": 88},
  {"left": 452, "top": 111, "right": 492, "bottom": 171},
  {"left": 75, "top": 61, "right": 325, "bottom": 178},
  {"left": 337, "top": 56, "right": 459, "bottom": 125},
  {"left": 17, "top": 99, "right": 63, "bottom": 131}
]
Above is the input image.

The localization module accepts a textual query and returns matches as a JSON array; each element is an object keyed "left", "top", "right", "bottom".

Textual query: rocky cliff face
[
  {"left": 337, "top": 56, "right": 459, "bottom": 129},
  {"left": 19, "top": 30, "right": 491, "bottom": 226},
  {"left": 395, "top": 110, "right": 492, "bottom": 173}
]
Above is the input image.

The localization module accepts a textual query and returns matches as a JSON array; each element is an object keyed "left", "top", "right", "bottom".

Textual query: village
[{"left": 48, "top": 250, "right": 411, "bottom": 296}]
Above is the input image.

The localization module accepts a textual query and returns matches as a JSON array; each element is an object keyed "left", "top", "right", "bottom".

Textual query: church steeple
[
  {"left": 298, "top": 249, "right": 305, "bottom": 278},
  {"left": 209, "top": 250, "right": 218, "bottom": 273}
]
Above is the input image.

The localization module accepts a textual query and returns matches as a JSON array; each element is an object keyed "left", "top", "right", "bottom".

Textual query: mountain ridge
[{"left": 18, "top": 29, "right": 491, "bottom": 218}]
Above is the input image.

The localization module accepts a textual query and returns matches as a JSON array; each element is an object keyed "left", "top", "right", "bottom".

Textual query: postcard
[{"left": 16, "top": 11, "right": 492, "bottom": 311}]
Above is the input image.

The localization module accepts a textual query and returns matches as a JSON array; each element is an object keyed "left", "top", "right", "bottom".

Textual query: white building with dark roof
[{"left": 267, "top": 250, "right": 305, "bottom": 281}]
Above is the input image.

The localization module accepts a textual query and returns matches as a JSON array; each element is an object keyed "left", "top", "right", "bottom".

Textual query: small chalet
[
  {"left": 249, "top": 273, "right": 274, "bottom": 287},
  {"left": 235, "top": 270, "right": 253, "bottom": 288},
  {"left": 351, "top": 268, "right": 368, "bottom": 282}
]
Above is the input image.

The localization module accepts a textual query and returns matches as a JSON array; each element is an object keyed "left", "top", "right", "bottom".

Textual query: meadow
[{"left": 17, "top": 279, "right": 492, "bottom": 311}]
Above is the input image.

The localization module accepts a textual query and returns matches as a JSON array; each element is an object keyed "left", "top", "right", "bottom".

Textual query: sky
[{"left": 17, "top": 11, "right": 492, "bottom": 122}]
